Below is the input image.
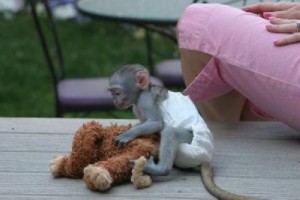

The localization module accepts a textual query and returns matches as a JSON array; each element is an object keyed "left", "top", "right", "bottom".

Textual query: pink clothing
[{"left": 178, "top": 3, "right": 300, "bottom": 130}]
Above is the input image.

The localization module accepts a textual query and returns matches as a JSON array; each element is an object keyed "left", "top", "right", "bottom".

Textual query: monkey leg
[
  {"left": 49, "top": 121, "right": 104, "bottom": 178},
  {"left": 143, "top": 126, "right": 193, "bottom": 176},
  {"left": 83, "top": 153, "right": 138, "bottom": 191}
]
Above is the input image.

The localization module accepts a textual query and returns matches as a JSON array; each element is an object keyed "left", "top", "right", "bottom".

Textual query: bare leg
[
  {"left": 180, "top": 48, "right": 263, "bottom": 122},
  {"left": 143, "top": 126, "right": 193, "bottom": 176}
]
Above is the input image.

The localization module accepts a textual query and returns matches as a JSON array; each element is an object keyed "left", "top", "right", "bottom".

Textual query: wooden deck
[{"left": 0, "top": 117, "right": 299, "bottom": 200}]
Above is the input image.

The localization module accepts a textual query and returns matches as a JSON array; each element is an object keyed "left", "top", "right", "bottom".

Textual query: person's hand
[
  {"left": 242, "top": 2, "right": 300, "bottom": 19},
  {"left": 266, "top": 17, "right": 300, "bottom": 46},
  {"left": 243, "top": 2, "right": 300, "bottom": 46}
]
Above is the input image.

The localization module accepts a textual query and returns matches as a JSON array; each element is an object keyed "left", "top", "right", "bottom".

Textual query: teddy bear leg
[
  {"left": 83, "top": 154, "right": 136, "bottom": 191},
  {"left": 49, "top": 155, "right": 68, "bottom": 177},
  {"left": 49, "top": 121, "right": 104, "bottom": 178},
  {"left": 131, "top": 156, "right": 152, "bottom": 189}
]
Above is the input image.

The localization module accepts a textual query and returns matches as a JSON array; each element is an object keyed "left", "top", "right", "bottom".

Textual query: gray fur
[{"left": 108, "top": 64, "right": 257, "bottom": 200}]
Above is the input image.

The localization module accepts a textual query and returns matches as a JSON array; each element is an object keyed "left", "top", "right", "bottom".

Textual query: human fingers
[
  {"left": 274, "top": 33, "right": 300, "bottom": 46},
  {"left": 242, "top": 2, "right": 293, "bottom": 14},
  {"left": 266, "top": 22, "right": 300, "bottom": 34},
  {"left": 269, "top": 9, "right": 300, "bottom": 20},
  {"left": 269, "top": 17, "right": 298, "bottom": 25}
]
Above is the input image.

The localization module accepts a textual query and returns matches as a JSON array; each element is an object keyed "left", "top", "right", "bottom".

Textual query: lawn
[{"left": 0, "top": 12, "right": 177, "bottom": 118}]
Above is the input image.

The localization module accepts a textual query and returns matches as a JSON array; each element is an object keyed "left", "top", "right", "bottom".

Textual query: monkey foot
[
  {"left": 83, "top": 165, "right": 112, "bottom": 191},
  {"left": 49, "top": 155, "right": 65, "bottom": 177}
]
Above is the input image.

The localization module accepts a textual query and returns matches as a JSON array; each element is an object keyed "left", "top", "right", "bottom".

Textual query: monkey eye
[{"left": 114, "top": 92, "right": 121, "bottom": 96}]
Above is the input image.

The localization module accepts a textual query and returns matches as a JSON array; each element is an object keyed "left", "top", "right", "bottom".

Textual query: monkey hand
[{"left": 115, "top": 131, "right": 136, "bottom": 148}]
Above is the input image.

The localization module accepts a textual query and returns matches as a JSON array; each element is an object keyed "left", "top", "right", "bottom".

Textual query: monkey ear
[{"left": 136, "top": 70, "right": 150, "bottom": 90}]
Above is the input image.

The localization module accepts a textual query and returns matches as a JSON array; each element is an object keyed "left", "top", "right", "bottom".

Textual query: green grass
[{"left": 0, "top": 13, "right": 177, "bottom": 118}]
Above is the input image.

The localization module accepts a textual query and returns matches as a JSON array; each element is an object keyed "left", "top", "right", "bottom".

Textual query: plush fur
[{"left": 49, "top": 121, "right": 159, "bottom": 191}]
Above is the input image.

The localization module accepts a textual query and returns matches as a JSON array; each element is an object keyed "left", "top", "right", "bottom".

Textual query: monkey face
[
  {"left": 114, "top": 98, "right": 131, "bottom": 110},
  {"left": 108, "top": 66, "right": 143, "bottom": 109},
  {"left": 108, "top": 87, "right": 132, "bottom": 110}
]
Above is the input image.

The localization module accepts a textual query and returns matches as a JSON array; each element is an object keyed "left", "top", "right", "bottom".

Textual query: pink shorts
[{"left": 178, "top": 4, "right": 300, "bottom": 130}]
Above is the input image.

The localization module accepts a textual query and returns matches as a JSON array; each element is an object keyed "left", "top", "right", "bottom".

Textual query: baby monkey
[{"left": 108, "top": 64, "right": 256, "bottom": 200}]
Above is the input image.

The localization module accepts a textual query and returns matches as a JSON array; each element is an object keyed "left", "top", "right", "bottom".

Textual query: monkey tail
[{"left": 200, "top": 162, "right": 257, "bottom": 200}]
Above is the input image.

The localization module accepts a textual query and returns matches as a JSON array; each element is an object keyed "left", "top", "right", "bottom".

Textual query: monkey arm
[
  {"left": 116, "top": 92, "right": 164, "bottom": 147},
  {"left": 115, "top": 120, "right": 163, "bottom": 148}
]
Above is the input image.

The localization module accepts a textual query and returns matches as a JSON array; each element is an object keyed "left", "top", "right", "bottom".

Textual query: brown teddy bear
[{"left": 49, "top": 121, "right": 159, "bottom": 191}]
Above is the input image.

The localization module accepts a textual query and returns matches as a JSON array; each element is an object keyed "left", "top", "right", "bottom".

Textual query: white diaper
[{"left": 160, "top": 91, "right": 214, "bottom": 168}]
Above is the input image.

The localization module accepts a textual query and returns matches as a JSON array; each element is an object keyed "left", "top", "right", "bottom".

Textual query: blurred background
[
  {"left": 0, "top": 0, "right": 178, "bottom": 118},
  {"left": 0, "top": 0, "right": 298, "bottom": 119}
]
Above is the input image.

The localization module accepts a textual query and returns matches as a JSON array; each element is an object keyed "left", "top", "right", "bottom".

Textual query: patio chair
[
  {"left": 143, "top": 23, "right": 184, "bottom": 88},
  {"left": 154, "top": 59, "right": 184, "bottom": 88},
  {"left": 29, "top": 0, "right": 162, "bottom": 117}
]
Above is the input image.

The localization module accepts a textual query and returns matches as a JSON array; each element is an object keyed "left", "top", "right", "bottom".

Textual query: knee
[
  {"left": 159, "top": 166, "right": 172, "bottom": 176},
  {"left": 176, "top": 3, "right": 214, "bottom": 41}
]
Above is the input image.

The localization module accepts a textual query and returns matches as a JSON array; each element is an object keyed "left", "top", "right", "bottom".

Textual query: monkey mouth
[{"left": 116, "top": 103, "right": 131, "bottom": 110}]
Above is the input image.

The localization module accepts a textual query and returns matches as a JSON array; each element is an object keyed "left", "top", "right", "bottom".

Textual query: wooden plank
[
  {"left": 212, "top": 154, "right": 300, "bottom": 179},
  {"left": 1, "top": 136, "right": 299, "bottom": 156},
  {"left": 0, "top": 118, "right": 138, "bottom": 134},
  {"left": 1, "top": 132, "right": 299, "bottom": 155},
  {"left": 214, "top": 137, "right": 300, "bottom": 156},
  {"left": 0, "top": 118, "right": 300, "bottom": 200},
  {"left": 0, "top": 134, "right": 73, "bottom": 152},
  {"left": 209, "top": 122, "right": 300, "bottom": 140},
  {"left": 1, "top": 152, "right": 300, "bottom": 180},
  {"left": 214, "top": 177, "right": 300, "bottom": 200},
  {"left": 0, "top": 195, "right": 203, "bottom": 200},
  {"left": 0, "top": 171, "right": 213, "bottom": 199},
  {"left": 1, "top": 118, "right": 298, "bottom": 137},
  {"left": 0, "top": 152, "right": 66, "bottom": 173},
  {"left": 1, "top": 171, "right": 300, "bottom": 200}
]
